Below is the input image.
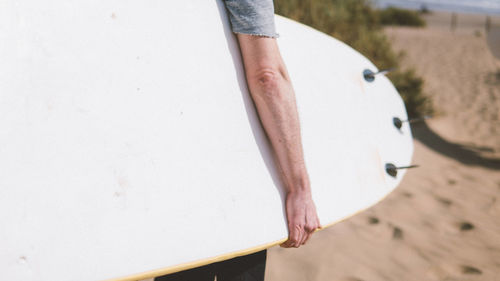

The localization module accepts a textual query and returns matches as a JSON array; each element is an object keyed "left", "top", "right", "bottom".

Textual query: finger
[
  {"left": 280, "top": 229, "right": 298, "bottom": 248},
  {"left": 317, "top": 217, "right": 322, "bottom": 229},
  {"left": 302, "top": 222, "right": 316, "bottom": 245},
  {"left": 302, "top": 231, "right": 312, "bottom": 245},
  {"left": 293, "top": 225, "right": 303, "bottom": 248},
  {"left": 280, "top": 240, "right": 291, "bottom": 248},
  {"left": 299, "top": 225, "right": 311, "bottom": 246},
  {"left": 297, "top": 225, "right": 308, "bottom": 247},
  {"left": 295, "top": 232, "right": 304, "bottom": 247},
  {"left": 310, "top": 219, "right": 321, "bottom": 231},
  {"left": 304, "top": 222, "right": 316, "bottom": 233},
  {"left": 289, "top": 224, "right": 302, "bottom": 248},
  {"left": 281, "top": 238, "right": 294, "bottom": 248}
]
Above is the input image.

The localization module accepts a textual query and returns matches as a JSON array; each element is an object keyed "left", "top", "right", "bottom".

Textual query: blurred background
[{"left": 266, "top": 1, "right": 500, "bottom": 280}]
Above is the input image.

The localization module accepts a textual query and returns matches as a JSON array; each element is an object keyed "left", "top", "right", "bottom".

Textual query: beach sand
[
  {"left": 419, "top": 11, "right": 500, "bottom": 60},
  {"left": 265, "top": 11, "right": 500, "bottom": 281}
]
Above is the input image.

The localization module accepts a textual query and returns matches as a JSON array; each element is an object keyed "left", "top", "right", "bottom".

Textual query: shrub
[
  {"left": 379, "top": 7, "right": 426, "bottom": 27},
  {"left": 419, "top": 4, "right": 431, "bottom": 14},
  {"left": 388, "top": 69, "right": 433, "bottom": 118}
]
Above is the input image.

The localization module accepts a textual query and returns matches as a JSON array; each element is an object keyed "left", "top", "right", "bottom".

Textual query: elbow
[{"left": 248, "top": 67, "right": 288, "bottom": 101}]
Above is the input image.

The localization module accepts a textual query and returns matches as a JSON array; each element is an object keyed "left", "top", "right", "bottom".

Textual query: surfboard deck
[{"left": 0, "top": 1, "right": 413, "bottom": 280}]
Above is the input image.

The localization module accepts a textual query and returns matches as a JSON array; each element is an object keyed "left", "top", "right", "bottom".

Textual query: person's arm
[{"left": 236, "top": 34, "right": 321, "bottom": 248}]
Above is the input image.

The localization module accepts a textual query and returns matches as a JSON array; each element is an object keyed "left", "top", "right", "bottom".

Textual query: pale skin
[{"left": 236, "top": 34, "right": 321, "bottom": 248}]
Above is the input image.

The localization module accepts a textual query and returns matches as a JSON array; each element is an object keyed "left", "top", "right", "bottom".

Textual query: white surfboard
[{"left": 0, "top": 1, "right": 413, "bottom": 281}]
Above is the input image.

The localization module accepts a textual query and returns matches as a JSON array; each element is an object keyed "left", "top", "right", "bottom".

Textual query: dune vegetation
[{"left": 379, "top": 7, "right": 427, "bottom": 27}]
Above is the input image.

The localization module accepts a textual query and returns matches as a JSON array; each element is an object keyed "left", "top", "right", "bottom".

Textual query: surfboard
[{"left": 0, "top": 1, "right": 414, "bottom": 281}]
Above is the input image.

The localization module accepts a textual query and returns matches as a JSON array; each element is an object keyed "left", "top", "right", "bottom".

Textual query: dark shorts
[{"left": 155, "top": 250, "right": 267, "bottom": 281}]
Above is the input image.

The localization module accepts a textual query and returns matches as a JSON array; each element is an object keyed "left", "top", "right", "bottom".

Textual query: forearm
[
  {"left": 236, "top": 35, "right": 310, "bottom": 194},
  {"left": 247, "top": 69, "right": 310, "bottom": 194},
  {"left": 236, "top": 34, "right": 320, "bottom": 247}
]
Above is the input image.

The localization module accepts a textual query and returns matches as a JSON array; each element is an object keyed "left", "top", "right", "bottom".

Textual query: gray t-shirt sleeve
[{"left": 223, "top": 0, "right": 279, "bottom": 38}]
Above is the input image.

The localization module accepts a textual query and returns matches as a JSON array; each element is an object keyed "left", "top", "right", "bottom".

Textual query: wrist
[{"left": 284, "top": 176, "right": 311, "bottom": 195}]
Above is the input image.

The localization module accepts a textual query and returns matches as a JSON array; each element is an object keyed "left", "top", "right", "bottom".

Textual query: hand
[{"left": 280, "top": 190, "right": 321, "bottom": 248}]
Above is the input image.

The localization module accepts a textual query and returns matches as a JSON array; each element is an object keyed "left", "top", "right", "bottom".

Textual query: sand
[
  {"left": 265, "top": 11, "right": 500, "bottom": 281},
  {"left": 420, "top": 12, "right": 500, "bottom": 59}
]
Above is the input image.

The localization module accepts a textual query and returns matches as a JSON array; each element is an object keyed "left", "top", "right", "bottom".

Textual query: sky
[{"left": 373, "top": 0, "right": 500, "bottom": 15}]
